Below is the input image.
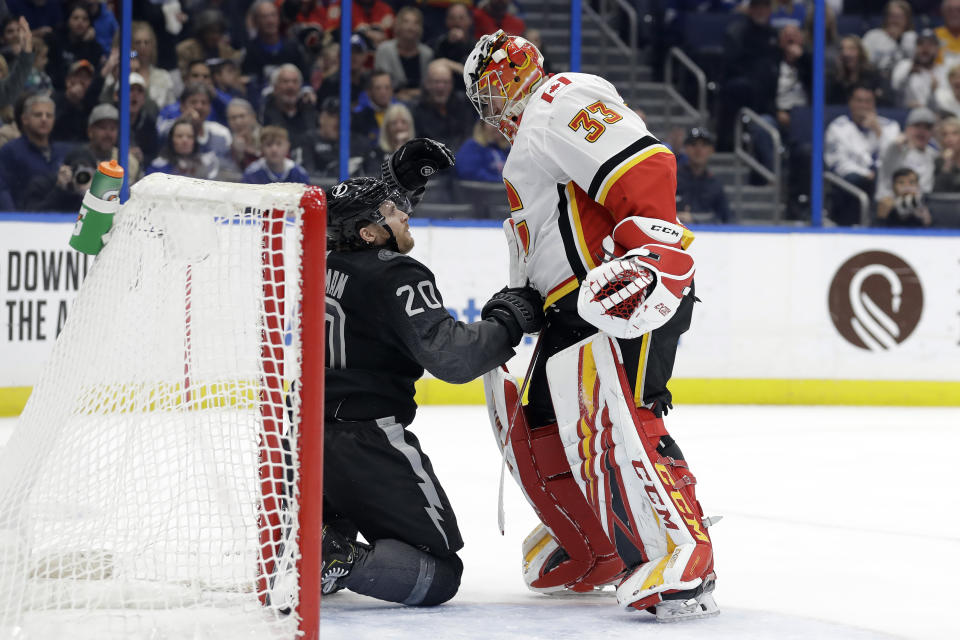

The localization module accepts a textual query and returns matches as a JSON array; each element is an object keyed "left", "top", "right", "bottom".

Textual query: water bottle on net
[{"left": 69, "top": 159, "right": 124, "bottom": 255}]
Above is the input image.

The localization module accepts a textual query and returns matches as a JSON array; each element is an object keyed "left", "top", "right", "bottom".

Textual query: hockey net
[{"left": 0, "top": 174, "right": 326, "bottom": 639}]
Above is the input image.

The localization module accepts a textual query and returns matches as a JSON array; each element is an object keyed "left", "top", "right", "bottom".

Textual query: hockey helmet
[
  {"left": 326, "top": 177, "right": 408, "bottom": 250},
  {"left": 464, "top": 30, "right": 545, "bottom": 143}
]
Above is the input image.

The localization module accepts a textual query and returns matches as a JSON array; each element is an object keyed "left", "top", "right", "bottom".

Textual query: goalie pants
[
  {"left": 526, "top": 283, "right": 696, "bottom": 427},
  {"left": 323, "top": 417, "right": 464, "bottom": 557}
]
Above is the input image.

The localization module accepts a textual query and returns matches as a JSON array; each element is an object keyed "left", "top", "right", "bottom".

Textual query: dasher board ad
[{"left": 2, "top": 217, "right": 959, "bottom": 409}]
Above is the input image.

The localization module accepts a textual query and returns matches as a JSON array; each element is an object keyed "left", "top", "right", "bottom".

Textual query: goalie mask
[
  {"left": 326, "top": 177, "right": 410, "bottom": 251},
  {"left": 464, "top": 30, "right": 545, "bottom": 143}
]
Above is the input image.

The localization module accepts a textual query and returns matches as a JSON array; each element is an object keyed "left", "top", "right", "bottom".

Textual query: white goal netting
[{"left": 0, "top": 174, "right": 324, "bottom": 640}]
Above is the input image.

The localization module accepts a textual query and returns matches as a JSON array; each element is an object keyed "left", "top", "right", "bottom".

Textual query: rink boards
[{"left": 1, "top": 214, "right": 958, "bottom": 414}]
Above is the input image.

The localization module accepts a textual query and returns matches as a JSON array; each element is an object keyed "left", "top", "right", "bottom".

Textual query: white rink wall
[{"left": 2, "top": 215, "right": 959, "bottom": 413}]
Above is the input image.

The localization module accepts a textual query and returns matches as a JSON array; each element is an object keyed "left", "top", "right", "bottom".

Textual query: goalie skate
[{"left": 654, "top": 573, "right": 719, "bottom": 622}]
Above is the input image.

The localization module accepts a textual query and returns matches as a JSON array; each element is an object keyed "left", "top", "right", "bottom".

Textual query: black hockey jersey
[{"left": 325, "top": 247, "right": 516, "bottom": 425}]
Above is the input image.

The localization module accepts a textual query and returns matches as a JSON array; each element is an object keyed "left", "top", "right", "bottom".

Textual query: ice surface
[{"left": 3, "top": 404, "right": 957, "bottom": 640}]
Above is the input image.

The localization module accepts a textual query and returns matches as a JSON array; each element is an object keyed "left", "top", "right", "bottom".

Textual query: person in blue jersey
[{"left": 242, "top": 126, "right": 309, "bottom": 185}]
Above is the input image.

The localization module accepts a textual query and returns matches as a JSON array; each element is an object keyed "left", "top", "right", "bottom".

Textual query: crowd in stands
[
  {"left": 0, "top": 0, "right": 958, "bottom": 227},
  {"left": 0, "top": 0, "right": 533, "bottom": 215},
  {"left": 659, "top": 0, "right": 960, "bottom": 227}
]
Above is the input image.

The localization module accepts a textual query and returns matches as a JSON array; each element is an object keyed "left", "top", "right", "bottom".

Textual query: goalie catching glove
[
  {"left": 482, "top": 286, "right": 544, "bottom": 346},
  {"left": 578, "top": 217, "right": 695, "bottom": 339},
  {"left": 381, "top": 138, "right": 455, "bottom": 207}
]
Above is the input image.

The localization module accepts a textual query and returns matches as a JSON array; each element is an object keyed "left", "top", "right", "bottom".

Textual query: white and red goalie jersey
[{"left": 502, "top": 72, "right": 693, "bottom": 310}]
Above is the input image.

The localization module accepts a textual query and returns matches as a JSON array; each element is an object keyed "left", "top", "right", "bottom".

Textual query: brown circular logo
[{"left": 828, "top": 251, "right": 923, "bottom": 351}]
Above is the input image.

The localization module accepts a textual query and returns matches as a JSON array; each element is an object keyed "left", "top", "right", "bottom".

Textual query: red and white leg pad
[
  {"left": 545, "top": 334, "right": 717, "bottom": 615},
  {"left": 483, "top": 366, "right": 624, "bottom": 593}
]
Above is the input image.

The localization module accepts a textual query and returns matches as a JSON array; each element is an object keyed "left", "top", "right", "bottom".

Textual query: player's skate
[
  {"left": 615, "top": 543, "right": 719, "bottom": 622},
  {"left": 321, "top": 525, "right": 365, "bottom": 595}
]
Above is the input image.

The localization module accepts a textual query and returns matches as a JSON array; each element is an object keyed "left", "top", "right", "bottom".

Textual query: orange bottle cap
[{"left": 98, "top": 159, "right": 125, "bottom": 178}]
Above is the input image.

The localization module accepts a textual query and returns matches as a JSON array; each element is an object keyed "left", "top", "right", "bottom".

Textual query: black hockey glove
[
  {"left": 481, "top": 286, "right": 545, "bottom": 346},
  {"left": 381, "top": 138, "right": 455, "bottom": 207}
]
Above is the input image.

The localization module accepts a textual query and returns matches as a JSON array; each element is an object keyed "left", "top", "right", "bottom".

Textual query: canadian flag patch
[{"left": 540, "top": 76, "right": 571, "bottom": 103}]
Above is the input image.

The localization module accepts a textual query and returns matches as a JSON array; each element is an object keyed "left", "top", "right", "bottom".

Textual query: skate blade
[{"left": 655, "top": 592, "right": 720, "bottom": 623}]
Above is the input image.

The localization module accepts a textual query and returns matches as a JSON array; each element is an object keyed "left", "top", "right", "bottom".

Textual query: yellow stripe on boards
[
  {"left": 0, "top": 387, "right": 32, "bottom": 417},
  {"left": 4, "top": 378, "right": 960, "bottom": 417}
]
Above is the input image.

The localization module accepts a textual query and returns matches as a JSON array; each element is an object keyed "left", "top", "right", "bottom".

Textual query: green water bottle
[{"left": 69, "top": 160, "right": 125, "bottom": 255}]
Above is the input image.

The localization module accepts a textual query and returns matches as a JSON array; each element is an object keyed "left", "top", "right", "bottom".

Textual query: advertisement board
[{"left": 2, "top": 216, "right": 958, "bottom": 415}]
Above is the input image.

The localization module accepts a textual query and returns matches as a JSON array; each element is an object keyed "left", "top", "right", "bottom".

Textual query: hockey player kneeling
[
  {"left": 467, "top": 31, "right": 719, "bottom": 621},
  {"left": 321, "top": 140, "right": 545, "bottom": 606}
]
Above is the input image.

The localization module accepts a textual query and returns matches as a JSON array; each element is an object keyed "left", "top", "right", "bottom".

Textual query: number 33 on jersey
[{"left": 501, "top": 72, "right": 679, "bottom": 310}]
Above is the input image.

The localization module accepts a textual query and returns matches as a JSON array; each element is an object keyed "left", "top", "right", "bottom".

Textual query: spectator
[
  {"left": 279, "top": 0, "right": 333, "bottom": 32},
  {"left": 933, "top": 63, "right": 960, "bottom": 118},
  {"left": 23, "top": 146, "right": 97, "bottom": 212},
  {"left": 84, "top": 102, "right": 141, "bottom": 181},
  {"left": 352, "top": 69, "right": 396, "bottom": 148},
  {"left": 361, "top": 102, "right": 414, "bottom": 175},
  {"left": 412, "top": 59, "right": 474, "bottom": 150},
  {"left": 146, "top": 117, "right": 219, "bottom": 179},
  {"left": 523, "top": 28, "right": 554, "bottom": 76},
  {"left": 45, "top": 3, "right": 103, "bottom": 91},
  {"left": 876, "top": 106, "right": 937, "bottom": 203},
  {"left": 891, "top": 28, "right": 940, "bottom": 109},
  {"left": 210, "top": 57, "right": 246, "bottom": 125},
  {"left": 81, "top": 0, "right": 118, "bottom": 55},
  {"left": 242, "top": 125, "right": 310, "bottom": 184},
  {"left": 175, "top": 9, "right": 241, "bottom": 80},
  {"left": 862, "top": 1, "right": 916, "bottom": 79},
  {"left": 346, "top": 0, "right": 396, "bottom": 47},
  {"left": 0, "top": 16, "right": 34, "bottom": 112},
  {"left": 261, "top": 63, "right": 317, "bottom": 167},
  {"left": 776, "top": 23, "right": 812, "bottom": 130},
  {"left": 227, "top": 97, "right": 261, "bottom": 172},
  {"left": 305, "top": 96, "right": 343, "bottom": 177},
  {"left": 375, "top": 6, "right": 433, "bottom": 103},
  {"left": 826, "top": 35, "right": 888, "bottom": 106},
  {"left": 316, "top": 33, "right": 372, "bottom": 108},
  {"left": 431, "top": 3, "right": 474, "bottom": 80},
  {"left": 769, "top": 0, "right": 805, "bottom": 30},
  {"left": 243, "top": 0, "right": 308, "bottom": 101},
  {"left": 131, "top": 21, "right": 176, "bottom": 109},
  {"left": 158, "top": 70, "right": 216, "bottom": 133},
  {"left": 455, "top": 120, "right": 508, "bottom": 182},
  {"left": 131, "top": 0, "right": 185, "bottom": 71},
  {"left": 0, "top": 93, "right": 69, "bottom": 209},
  {"left": 718, "top": 0, "right": 779, "bottom": 150},
  {"left": 123, "top": 72, "right": 159, "bottom": 167},
  {"left": 933, "top": 116, "right": 960, "bottom": 191},
  {"left": 936, "top": 0, "right": 960, "bottom": 76},
  {"left": 23, "top": 34, "right": 51, "bottom": 93},
  {"left": 159, "top": 83, "right": 233, "bottom": 165},
  {"left": 825, "top": 85, "right": 901, "bottom": 225},
  {"left": 6, "top": 0, "right": 61, "bottom": 36},
  {"left": 675, "top": 127, "right": 732, "bottom": 224},
  {"left": 52, "top": 60, "right": 97, "bottom": 143},
  {"left": 876, "top": 167, "right": 932, "bottom": 226},
  {"left": 473, "top": 0, "right": 525, "bottom": 40}
]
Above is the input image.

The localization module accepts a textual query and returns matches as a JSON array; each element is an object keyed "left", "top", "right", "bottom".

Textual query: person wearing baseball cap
[
  {"left": 676, "top": 127, "right": 732, "bottom": 224},
  {"left": 875, "top": 106, "right": 938, "bottom": 220},
  {"left": 51, "top": 59, "right": 99, "bottom": 144},
  {"left": 83, "top": 103, "right": 142, "bottom": 182}
]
